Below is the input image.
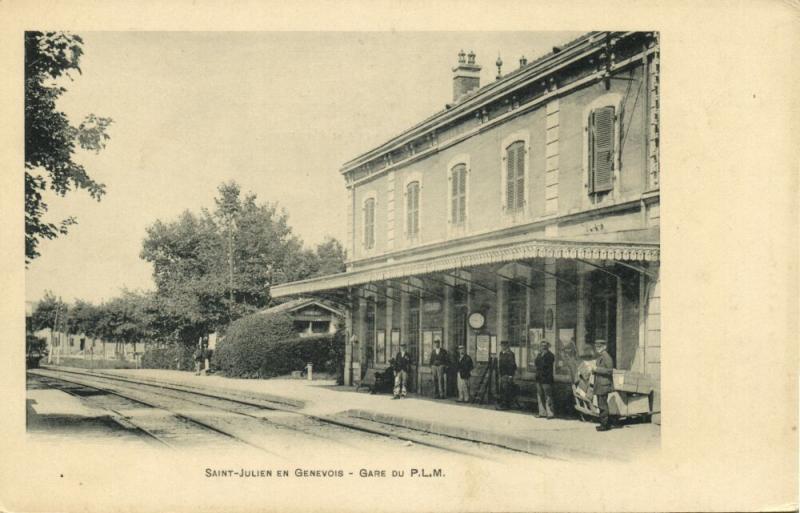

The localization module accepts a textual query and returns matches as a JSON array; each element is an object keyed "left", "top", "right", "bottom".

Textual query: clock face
[{"left": 468, "top": 312, "right": 485, "bottom": 330}]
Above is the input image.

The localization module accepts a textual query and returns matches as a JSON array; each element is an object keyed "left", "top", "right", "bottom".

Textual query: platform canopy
[{"left": 271, "top": 238, "right": 658, "bottom": 299}]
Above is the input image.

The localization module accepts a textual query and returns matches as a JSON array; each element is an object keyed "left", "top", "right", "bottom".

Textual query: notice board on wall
[
  {"left": 476, "top": 334, "right": 491, "bottom": 362},
  {"left": 390, "top": 329, "right": 400, "bottom": 359},
  {"left": 376, "top": 330, "right": 386, "bottom": 364}
]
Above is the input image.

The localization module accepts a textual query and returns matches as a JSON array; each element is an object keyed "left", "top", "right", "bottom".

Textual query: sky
[{"left": 25, "top": 31, "right": 583, "bottom": 304}]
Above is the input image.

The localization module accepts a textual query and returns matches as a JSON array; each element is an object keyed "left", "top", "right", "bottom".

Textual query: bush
[
  {"left": 213, "top": 312, "right": 344, "bottom": 379},
  {"left": 141, "top": 344, "right": 194, "bottom": 370}
]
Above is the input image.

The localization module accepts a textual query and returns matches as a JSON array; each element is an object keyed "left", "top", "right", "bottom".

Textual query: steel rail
[
  {"left": 32, "top": 367, "right": 511, "bottom": 460},
  {"left": 31, "top": 370, "right": 283, "bottom": 456}
]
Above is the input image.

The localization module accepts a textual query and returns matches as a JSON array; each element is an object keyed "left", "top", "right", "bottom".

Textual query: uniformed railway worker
[
  {"left": 428, "top": 339, "right": 448, "bottom": 399},
  {"left": 392, "top": 344, "right": 412, "bottom": 399},
  {"left": 534, "top": 341, "right": 556, "bottom": 418},
  {"left": 592, "top": 339, "right": 615, "bottom": 431},
  {"left": 497, "top": 340, "right": 517, "bottom": 409},
  {"left": 455, "top": 345, "right": 473, "bottom": 403}
]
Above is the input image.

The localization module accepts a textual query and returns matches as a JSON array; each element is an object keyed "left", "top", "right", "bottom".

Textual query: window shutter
[
  {"left": 364, "top": 199, "right": 375, "bottom": 249},
  {"left": 506, "top": 145, "right": 517, "bottom": 210},
  {"left": 413, "top": 185, "right": 419, "bottom": 235},
  {"left": 451, "top": 169, "right": 459, "bottom": 223},
  {"left": 406, "top": 181, "right": 420, "bottom": 238},
  {"left": 458, "top": 167, "right": 466, "bottom": 223},
  {"left": 406, "top": 188, "right": 412, "bottom": 236},
  {"left": 515, "top": 145, "right": 525, "bottom": 209},
  {"left": 506, "top": 142, "right": 525, "bottom": 211},
  {"left": 591, "top": 106, "right": 615, "bottom": 193}
]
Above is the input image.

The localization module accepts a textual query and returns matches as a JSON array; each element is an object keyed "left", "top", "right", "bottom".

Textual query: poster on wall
[
  {"left": 390, "top": 329, "right": 400, "bottom": 358},
  {"left": 422, "top": 330, "right": 433, "bottom": 365},
  {"left": 556, "top": 328, "right": 577, "bottom": 378},
  {"left": 489, "top": 335, "right": 497, "bottom": 356},
  {"left": 476, "top": 334, "right": 491, "bottom": 362},
  {"left": 376, "top": 330, "right": 386, "bottom": 364},
  {"left": 528, "top": 328, "right": 544, "bottom": 368}
]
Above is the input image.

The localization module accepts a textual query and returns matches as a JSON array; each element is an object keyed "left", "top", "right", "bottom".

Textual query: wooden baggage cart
[{"left": 572, "top": 363, "right": 653, "bottom": 421}]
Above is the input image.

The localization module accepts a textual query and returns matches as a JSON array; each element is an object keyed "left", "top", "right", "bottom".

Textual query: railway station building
[{"left": 271, "top": 31, "right": 661, "bottom": 406}]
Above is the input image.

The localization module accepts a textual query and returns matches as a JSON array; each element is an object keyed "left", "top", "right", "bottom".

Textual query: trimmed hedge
[
  {"left": 141, "top": 344, "right": 195, "bottom": 370},
  {"left": 213, "top": 312, "right": 345, "bottom": 379}
]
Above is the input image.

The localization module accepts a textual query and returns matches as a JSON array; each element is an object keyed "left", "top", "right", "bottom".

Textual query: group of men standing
[
  {"left": 390, "top": 340, "right": 474, "bottom": 402},
  {"left": 387, "top": 337, "right": 615, "bottom": 432}
]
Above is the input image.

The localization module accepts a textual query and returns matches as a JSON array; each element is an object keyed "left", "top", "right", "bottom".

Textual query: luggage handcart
[{"left": 572, "top": 362, "right": 655, "bottom": 422}]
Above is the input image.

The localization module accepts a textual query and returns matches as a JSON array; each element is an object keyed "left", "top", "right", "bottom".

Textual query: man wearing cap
[
  {"left": 534, "top": 340, "right": 556, "bottom": 418},
  {"left": 392, "top": 344, "right": 412, "bottom": 399},
  {"left": 455, "top": 345, "right": 473, "bottom": 402},
  {"left": 497, "top": 340, "right": 517, "bottom": 409},
  {"left": 428, "top": 339, "right": 448, "bottom": 399},
  {"left": 592, "top": 339, "right": 615, "bottom": 431}
]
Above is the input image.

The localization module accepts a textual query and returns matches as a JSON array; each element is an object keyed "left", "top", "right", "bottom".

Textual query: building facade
[{"left": 272, "top": 32, "right": 660, "bottom": 405}]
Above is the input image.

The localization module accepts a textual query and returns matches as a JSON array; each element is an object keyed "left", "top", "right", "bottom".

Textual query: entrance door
[{"left": 587, "top": 271, "right": 617, "bottom": 362}]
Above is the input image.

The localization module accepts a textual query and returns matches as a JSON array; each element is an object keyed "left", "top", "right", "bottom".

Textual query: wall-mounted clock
[{"left": 468, "top": 311, "right": 486, "bottom": 330}]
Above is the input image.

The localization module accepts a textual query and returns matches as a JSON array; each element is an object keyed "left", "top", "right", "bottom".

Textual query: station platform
[{"left": 60, "top": 367, "right": 660, "bottom": 461}]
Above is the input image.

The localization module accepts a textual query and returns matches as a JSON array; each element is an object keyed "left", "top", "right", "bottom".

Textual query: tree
[
  {"left": 25, "top": 31, "right": 112, "bottom": 264},
  {"left": 67, "top": 299, "right": 99, "bottom": 338},
  {"left": 30, "top": 291, "right": 68, "bottom": 333},
  {"left": 94, "top": 290, "right": 149, "bottom": 357},
  {"left": 140, "top": 181, "right": 344, "bottom": 346},
  {"left": 311, "top": 237, "right": 347, "bottom": 277}
]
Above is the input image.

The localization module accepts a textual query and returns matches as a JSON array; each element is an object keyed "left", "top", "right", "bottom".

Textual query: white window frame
[
  {"left": 402, "top": 172, "right": 423, "bottom": 243},
  {"left": 361, "top": 191, "right": 378, "bottom": 254},
  {"left": 582, "top": 93, "right": 623, "bottom": 204},
  {"left": 500, "top": 130, "right": 531, "bottom": 221},
  {"left": 447, "top": 154, "right": 470, "bottom": 237}
]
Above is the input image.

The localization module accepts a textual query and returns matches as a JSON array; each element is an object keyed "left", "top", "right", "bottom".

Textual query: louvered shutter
[
  {"left": 407, "top": 182, "right": 419, "bottom": 237},
  {"left": 451, "top": 168, "right": 459, "bottom": 224},
  {"left": 458, "top": 167, "right": 466, "bottom": 223},
  {"left": 515, "top": 143, "right": 525, "bottom": 209},
  {"left": 406, "top": 187, "right": 412, "bottom": 236},
  {"left": 591, "top": 106, "right": 615, "bottom": 193},
  {"left": 413, "top": 184, "right": 419, "bottom": 235},
  {"left": 506, "top": 145, "right": 517, "bottom": 210},
  {"left": 364, "top": 199, "right": 375, "bottom": 249}
]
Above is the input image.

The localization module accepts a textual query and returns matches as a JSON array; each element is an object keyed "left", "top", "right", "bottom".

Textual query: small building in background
[{"left": 259, "top": 298, "right": 344, "bottom": 337}]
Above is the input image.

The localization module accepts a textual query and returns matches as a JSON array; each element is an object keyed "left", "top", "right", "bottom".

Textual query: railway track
[{"left": 29, "top": 367, "right": 528, "bottom": 461}]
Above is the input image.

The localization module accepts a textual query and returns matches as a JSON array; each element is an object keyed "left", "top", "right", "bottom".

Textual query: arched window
[
  {"left": 505, "top": 141, "right": 526, "bottom": 211},
  {"left": 450, "top": 163, "right": 467, "bottom": 225},
  {"left": 406, "top": 181, "right": 420, "bottom": 238},
  {"left": 363, "top": 197, "right": 375, "bottom": 249}
]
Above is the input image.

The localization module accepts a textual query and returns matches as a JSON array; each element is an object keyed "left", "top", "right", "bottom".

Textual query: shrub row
[
  {"left": 140, "top": 344, "right": 195, "bottom": 370},
  {"left": 212, "top": 312, "right": 345, "bottom": 380}
]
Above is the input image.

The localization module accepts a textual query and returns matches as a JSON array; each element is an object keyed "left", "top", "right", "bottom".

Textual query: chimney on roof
[{"left": 452, "top": 49, "right": 482, "bottom": 102}]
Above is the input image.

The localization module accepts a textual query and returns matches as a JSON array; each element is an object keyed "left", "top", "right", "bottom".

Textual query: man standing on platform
[
  {"left": 455, "top": 345, "right": 473, "bottom": 403},
  {"left": 497, "top": 341, "right": 517, "bottom": 409},
  {"left": 392, "top": 343, "right": 412, "bottom": 399},
  {"left": 534, "top": 341, "right": 556, "bottom": 418},
  {"left": 429, "top": 339, "right": 448, "bottom": 399},
  {"left": 592, "top": 339, "right": 615, "bottom": 431}
]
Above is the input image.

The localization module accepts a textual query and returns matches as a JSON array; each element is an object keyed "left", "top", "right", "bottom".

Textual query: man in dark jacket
[
  {"left": 534, "top": 341, "right": 556, "bottom": 418},
  {"left": 497, "top": 341, "right": 517, "bottom": 409},
  {"left": 392, "top": 344, "right": 413, "bottom": 399},
  {"left": 428, "top": 339, "right": 448, "bottom": 399},
  {"left": 592, "top": 339, "right": 615, "bottom": 431},
  {"left": 455, "top": 345, "right": 473, "bottom": 402}
]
